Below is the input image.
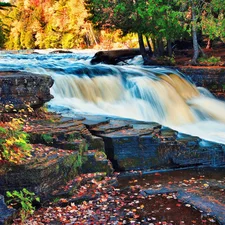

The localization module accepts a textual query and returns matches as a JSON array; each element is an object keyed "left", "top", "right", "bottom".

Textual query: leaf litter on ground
[{"left": 11, "top": 172, "right": 220, "bottom": 225}]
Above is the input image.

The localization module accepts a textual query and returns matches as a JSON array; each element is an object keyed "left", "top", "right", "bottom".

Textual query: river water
[{"left": 0, "top": 50, "right": 225, "bottom": 144}]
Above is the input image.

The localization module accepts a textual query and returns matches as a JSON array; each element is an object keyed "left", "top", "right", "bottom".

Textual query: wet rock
[
  {"left": 83, "top": 117, "right": 110, "bottom": 129},
  {"left": 143, "top": 182, "right": 225, "bottom": 224},
  {"left": 0, "top": 71, "right": 54, "bottom": 111},
  {"left": 28, "top": 116, "right": 87, "bottom": 146},
  {"left": 0, "top": 145, "right": 82, "bottom": 199},
  {"left": 28, "top": 115, "right": 105, "bottom": 153},
  {"left": 90, "top": 120, "right": 132, "bottom": 135},
  {"left": 0, "top": 195, "right": 16, "bottom": 225},
  {"left": 177, "top": 67, "right": 225, "bottom": 99},
  {"left": 81, "top": 150, "right": 113, "bottom": 175},
  {"left": 86, "top": 118, "right": 225, "bottom": 171},
  {"left": 88, "top": 136, "right": 105, "bottom": 152},
  {"left": 0, "top": 115, "right": 114, "bottom": 201},
  {"left": 176, "top": 190, "right": 225, "bottom": 224}
]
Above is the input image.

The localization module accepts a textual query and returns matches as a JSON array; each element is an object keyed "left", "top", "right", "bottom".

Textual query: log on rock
[
  {"left": 91, "top": 49, "right": 141, "bottom": 64},
  {"left": 50, "top": 50, "right": 73, "bottom": 54}
]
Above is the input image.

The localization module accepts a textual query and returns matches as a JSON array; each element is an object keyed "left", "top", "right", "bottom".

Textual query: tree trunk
[
  {"left": 159, "top": 39, "right": 164, "bottom": 56},
  {"left": 152, "top": 37, "right": 157, "bottom": 54},
  {"left": 191, "top": 0, "right": 199, "bottom": 65},
  {"left": 167, "top": 39, "right": 172, "bottom": 57},
  {"left": 89, "top": 24, "right": 98, "bottom": 46},
  {"left": 138, "top": 32, "right": 148, "bottom": 63},
  {"left": 155, "top": 39, "right": 160, "bottom": 56},
  {"left": 198, "top": 44, "right": 206, "bottom": 57},
  {"left": 206, "top": 38, "right": 212, "bottom": 49},
  {"left": 145, "top": 35, "right": 153, "bottom": 57},
  {"left": 156, "top": 38, "right": 164, "bottom": 56}
]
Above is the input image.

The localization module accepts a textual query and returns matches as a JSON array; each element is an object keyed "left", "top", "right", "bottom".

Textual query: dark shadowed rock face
[
  {"left": 84, "top": 117, "right": 225, "bottom": 171},
  {"left": 177, "top": 67, "right": 225, "bottom": 100},
  {"left": 0, "top": 71, "right": 54, "bottom": 111},
  {"left": 0, "top": 195, "right": 16, "bottom": 225}
]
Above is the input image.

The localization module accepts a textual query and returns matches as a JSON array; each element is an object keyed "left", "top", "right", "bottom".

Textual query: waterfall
[
  {"left": 0, "top": 51, "right": 225, "bottom": 144},
  {"left": 50, "top": 66, "right": 223, "bottom": 125},
  {"left": 49, "top": 64, "right": 225, "bottom": 144}
]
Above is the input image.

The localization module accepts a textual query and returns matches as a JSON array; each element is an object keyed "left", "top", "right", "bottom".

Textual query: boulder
[{"left": 0, "top": 71, "right": 54, "bottom": 111}]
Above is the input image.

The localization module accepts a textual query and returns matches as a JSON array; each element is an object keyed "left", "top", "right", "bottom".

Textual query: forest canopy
[{"left": 84, "top": 0, "right": 225, "bottom": 63}]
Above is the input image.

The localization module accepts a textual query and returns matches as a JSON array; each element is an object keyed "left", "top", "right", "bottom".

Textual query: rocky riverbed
[
  {"left": 0, "top": 68, "right": 225, "bottom": 224},
  {"left": 0, "top": 111, "right": 225, "bottom": 224}
]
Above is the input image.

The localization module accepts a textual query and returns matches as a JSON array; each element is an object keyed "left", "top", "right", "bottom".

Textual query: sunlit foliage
[
  {"left": 0, "top": 0, "right": 224, "bottom": 53},
  {"left": 0, "top": 118, "right": 31, "bottom": 164},
  {"left": 1, "top": 0, "right": 96, "bottom": 49}
]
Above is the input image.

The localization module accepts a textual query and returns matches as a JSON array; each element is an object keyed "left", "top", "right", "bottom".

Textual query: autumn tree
[
  {"left": 3, "top": 0, "right": 93, "bottom": 49},
  {"left": 0, "top": 0, "right": 224, "bottom": 56},
  {"left": 0, "top": 2, "right": 13, "bottom": 48}
]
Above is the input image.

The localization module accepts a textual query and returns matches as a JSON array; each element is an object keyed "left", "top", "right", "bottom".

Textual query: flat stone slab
[
  {"left": 27, "top": 115, "right": 93, "bottom": 149},
  {"left": 0, "top": 145, "right": 82, "bottom": 198},
  {"left": 88, "top": 118, "right": 225, "bottom": 171},
  {"left": 118, "top": 167, "right": 225, "bottom": 224},
  {"left": 176, "top": 190, "right": 225, "bottom": 224},
  {"left": 27, "top": 113, "right": 106, "bottom": 154},
  {"left": 90, "top": 120, "right": 133, "bottom": 135},
  {"left": 83, "top": 118, "right": 110, "bottom": 129}
]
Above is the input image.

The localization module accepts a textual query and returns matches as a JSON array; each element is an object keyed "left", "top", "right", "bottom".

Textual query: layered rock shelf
[
  {"left": 83, "top": 116, "right": 225, "bottom": 171},
  {"left": 0, "top": 68, "right": 225, "bottom": 224},
  {"left": 1, "top": 113, "right": 225, "bottom": 224},
  {"left": 0, "top": 115, "right": 113, "bottom": 199},
  {"left": 1, "top": 114, "right": 225, "bottom": 198},
  {"left": 0, "top": 71, "right": 54, "bottom": 111}
]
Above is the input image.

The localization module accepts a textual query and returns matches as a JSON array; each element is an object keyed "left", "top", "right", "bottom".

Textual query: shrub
[
  {"left": 0, "top": 118, "right": 31, "bottom": 163},
  {"left": 6, "top": 188, "right": 40, "bottom": 222},
  {"left": 199, "top": 56, "right": 221, "bottom": 65},
  {"left": 156, "top": 55, "right": 176, "bottom": 65}
]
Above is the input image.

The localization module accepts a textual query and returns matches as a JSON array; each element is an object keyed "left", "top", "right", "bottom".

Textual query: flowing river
[{"left": 0, "top": 50, "right": 225, "bottom": 144}]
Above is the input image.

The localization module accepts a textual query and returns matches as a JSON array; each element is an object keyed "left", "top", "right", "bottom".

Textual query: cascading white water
[
  {"left": 0, "top": 51, "right": 225, "bottom": 144},
  {"left": 50, "top": 66, "right": 205, "bottom": 124},
  {"left": 49, "top": 64, "right": 225, "bottom": 144}
]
